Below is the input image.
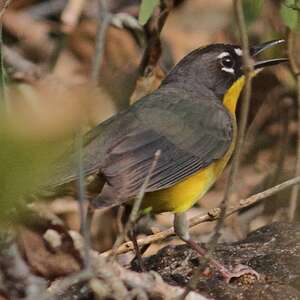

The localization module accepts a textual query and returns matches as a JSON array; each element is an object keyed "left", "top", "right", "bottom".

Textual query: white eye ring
[
  {"left": 221, "top": 67, "right": 235, "bottom": 74},
  {"left": 234, "top": 48, "right": 243, "bottom": 56}
]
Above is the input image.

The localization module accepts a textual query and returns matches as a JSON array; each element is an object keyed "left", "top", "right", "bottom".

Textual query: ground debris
[{"left": 132, "top": 222, "right": 300, "bottom": 300}]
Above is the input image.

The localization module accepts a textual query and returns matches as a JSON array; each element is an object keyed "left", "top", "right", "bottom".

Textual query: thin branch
[
  {"left": 61, "top": 0, "right": 86, "bottom": 33},
  {"left": 0, "top": 23, "right": 7, "bottom": 110},
  {"left": 101, "top": 175, "right": 300, "bottom": 256},
  {"left": 115, "top": 263, "right": 208, "bottom": 300},
  {"left": 130, "top": 0, "right": 174, "bottom": 104},
  {"left": 76, "top": 131, "right": 91, "bottom": 270},
  {"left": 110, "top": 150, "right": 161, "bottom": 258},
  {"left": 45, "top": 269, "right": 93, "bottom": 300},
  {"left": 209, "top": 0, "right": 254, "bottom": 246},
  {"left": 2, "top": 10, "right": 54, "bottom": 61},
  {"left": 288, "top": 30, "right": 300, "bottom": 221},
  {"left": 138, "top": 0, "right": 173, "bottom": 76},
  {"left": 74, "top": 0, "right": 112, "bottom": 270},
  {"left": 3, "top": 45, "right": 42, "bottom": 82},
  {"left": 47, "top": 232, "right": 127, "bottom": 299},
  {"left": 91, "top": 0, "right": 111, "bottom": 82},
  {"left": 0, "top": 0, "right": 12, "bottom": 20},
  {"left": 47, "top": 237, "right": 208, "bottom": 300},
  {"left": 129, "top": 150, "right": 161, "bottom": 224},
  {"left": 0, "top": 0, "right": 11, "bottom": 113},
  {"left": 25, "top": 0, "right": 68, "bottom": 20}
]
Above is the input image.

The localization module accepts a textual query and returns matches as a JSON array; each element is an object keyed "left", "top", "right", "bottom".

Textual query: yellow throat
[{"left": 223, "top": 75, "right": 245, "bottom": 114}]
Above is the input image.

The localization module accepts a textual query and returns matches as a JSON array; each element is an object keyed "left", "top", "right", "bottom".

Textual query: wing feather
[{"left": 98, "top": 93, "right": 233, "bottom": 205}]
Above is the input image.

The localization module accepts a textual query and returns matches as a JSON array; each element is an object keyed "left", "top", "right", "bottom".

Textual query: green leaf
[
  {"left": 243, "top": 0, "right": 263, "bottom": 25},
  {"left": 280, "top": 0, "right": 300, "bottom": 30},
  {"left": 138, "top": 0, "right": 159, "bottom": 26}
]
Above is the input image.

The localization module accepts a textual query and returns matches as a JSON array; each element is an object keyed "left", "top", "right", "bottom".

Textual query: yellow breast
[{"left": 142, "top": 76, "right": 245, "bottom": 213}]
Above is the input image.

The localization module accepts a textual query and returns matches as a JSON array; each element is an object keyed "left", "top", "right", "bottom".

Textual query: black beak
[{"left": 250, "top": 39, "right": 288, "bottom": 70}]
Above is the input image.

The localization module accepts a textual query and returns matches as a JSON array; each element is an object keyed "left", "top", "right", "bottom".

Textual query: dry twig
[
  {"left": 47, "top": 231, "right": 128, "bottom": 299},
  {"left": 2, "top": 10, "right": 53, "bottom": 61},
  {"left": 102, "top": 176, "right": 300, "bottom": 256},
  {"left": 61, "top": 0, "right": 86, "bottom": 33},
  {"left": 48, "top": 232, "right": 208, "bottom": 300},
  {"left": 129, "top": 150, "right": 161, "bottom": 225},
  {"left": 3, "top": 45, "right": 42, "bottom": 82},
  {"left": 0, "top": 0, "right": 11, "bottom": 112},
  {"left": 130, "top": 0, "right": 174, "bottom": 104},
  {"left": 91, "top": 0, "right": 111, "bottom": 82},
  {"left": 25, "top": 0, "right": 68, "bottom": 20},
  {"left": 0, "top": 0, "right": 11, "bottom": 20},
  {"left": 288, "top": 30, "right": 300, "bottom": 221},
  {"left": 76, "top": 131, "right": 91, "bottom": 270},
  {"left": 209, "top": 0, "right": 254, "bottom": 246},
  {"left": 138, "top": 0, "right": 173, "bottom": 76},
  {"left": 110, "top": 150, "right": 161, "bottom": 258}
]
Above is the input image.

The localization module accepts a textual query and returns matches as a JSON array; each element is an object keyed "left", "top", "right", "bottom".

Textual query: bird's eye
[{"left": 220, "top": 56, "right": 234, "bottom": 69}]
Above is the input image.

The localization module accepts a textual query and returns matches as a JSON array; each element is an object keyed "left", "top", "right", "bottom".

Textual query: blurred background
[{"left": 0, "top": 0, "right": 299, "bottom": 275}]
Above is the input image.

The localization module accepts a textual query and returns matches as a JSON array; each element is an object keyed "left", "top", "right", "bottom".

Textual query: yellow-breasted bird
[{"left": 50, "top": 39, "right": 287, "bottom": 281}]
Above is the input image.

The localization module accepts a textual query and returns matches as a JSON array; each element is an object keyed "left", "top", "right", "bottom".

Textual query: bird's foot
[
  {"left": 183, "top": 238, "right": 259, "bottom": 284},
  {"left": 174, "top": 213, "right": 259, "bottom": 284},
  {"left": 217, "top": 263, "right": 260, "bottom": 284}
]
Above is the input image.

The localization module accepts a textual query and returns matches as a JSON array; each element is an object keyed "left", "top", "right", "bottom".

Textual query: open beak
[{"left": 250, "top": 39, "right": 288, "bottom": 70}]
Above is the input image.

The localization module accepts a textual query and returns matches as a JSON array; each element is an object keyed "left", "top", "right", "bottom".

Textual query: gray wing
[{"left": 98, "top": 91, "right": 233, "bottom": 205}]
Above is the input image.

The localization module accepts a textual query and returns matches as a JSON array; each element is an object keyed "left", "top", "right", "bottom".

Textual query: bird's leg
[
  {"left": 128, "top": 227, "right": 146, "bottom": 272},
  {"left": 174, "top": 212, "right": 259, "bottom": 283}
]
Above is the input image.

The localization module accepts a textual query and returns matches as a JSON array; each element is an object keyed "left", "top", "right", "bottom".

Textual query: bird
[{"left": 49, "top": 39, "right": 287, "bottom": 282}]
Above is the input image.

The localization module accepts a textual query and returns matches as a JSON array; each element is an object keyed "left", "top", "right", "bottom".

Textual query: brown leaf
[{"left": 18, "top": 228, "right": 81, "bottom": 279}]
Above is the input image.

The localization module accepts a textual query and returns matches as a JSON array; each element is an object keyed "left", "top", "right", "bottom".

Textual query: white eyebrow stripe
[
  {"left": 234, "top": 48, "right": 242, "bottom": 56},
  {"left": 217, "top": 52, "right": 230, "bottom": 59},
  {"left": 221, "top": 67, "right": 235, "bottom": 74}
]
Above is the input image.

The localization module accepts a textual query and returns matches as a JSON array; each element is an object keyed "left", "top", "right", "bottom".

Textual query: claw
[{"left": 221, "top": 264, "right": 260, "bottom": 284}]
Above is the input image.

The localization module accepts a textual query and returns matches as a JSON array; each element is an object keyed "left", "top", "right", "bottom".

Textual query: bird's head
[{"left": 162, "top": 40, "right": 287, "bottom": 103}]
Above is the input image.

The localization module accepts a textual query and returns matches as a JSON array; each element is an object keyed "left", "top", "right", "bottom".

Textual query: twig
[
  {"left": 126, "top": 149, "right": 160, "bottom": 270},
  {"left": 0, "top": 23, "right": 7, "bottom": 111},
  {"left": 48, "top": 242, "right": 208, "bottom": 300},
  {"left": 0, "top": 0, "right": 11, "bottom": 113},
  {"left": 3, "top": 45, "right": 42, "bottom": 82},
  {"left": 110, "top": 150, "right": 161, "bottom": 258},
  {"left": 76, "top": 131, "right": 91, "bottom": 270},
  {"left": 129, "top": 150, "right": 161, "bottom": 225},
  {"left": 288, "top": 30, "right": 300, "bottom": 221},
  {"left": 61, "top": 0, "right": 86, "bottom": 33},
  {"left": 209, "top": 0, "right": 254, "bottom": 246},
  {"left": 47, "top": 231, "right": 128, "bottom": 299},
  {"left": 74, "top": 0, "right": 111, "bottom": 270},
  {"left": 138, "top": 0, "right": 173, "bottom": 76},
  {"left": 51, "top": 0, "right": 86, "bottom": 70},
  {"left": 45, "top": 269, "right": 93, "bottom": 299},
  {"left": 130, "top": 0, "right": 174, "bottom": 104},
  {"left": 25, "top": 0, "right": 68, "bottom": 20},
  {"left": 91, "top": 0, "right": 111, "bottom": 82},
  {"left": 115, "top": 263, "right": 208, "bottom": 300},
  {"left": 0, "top": 0, "right": 11, "bottom": 20},
  {"left": 101, "top": 175, "right": 300, "bottom": 256}
]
